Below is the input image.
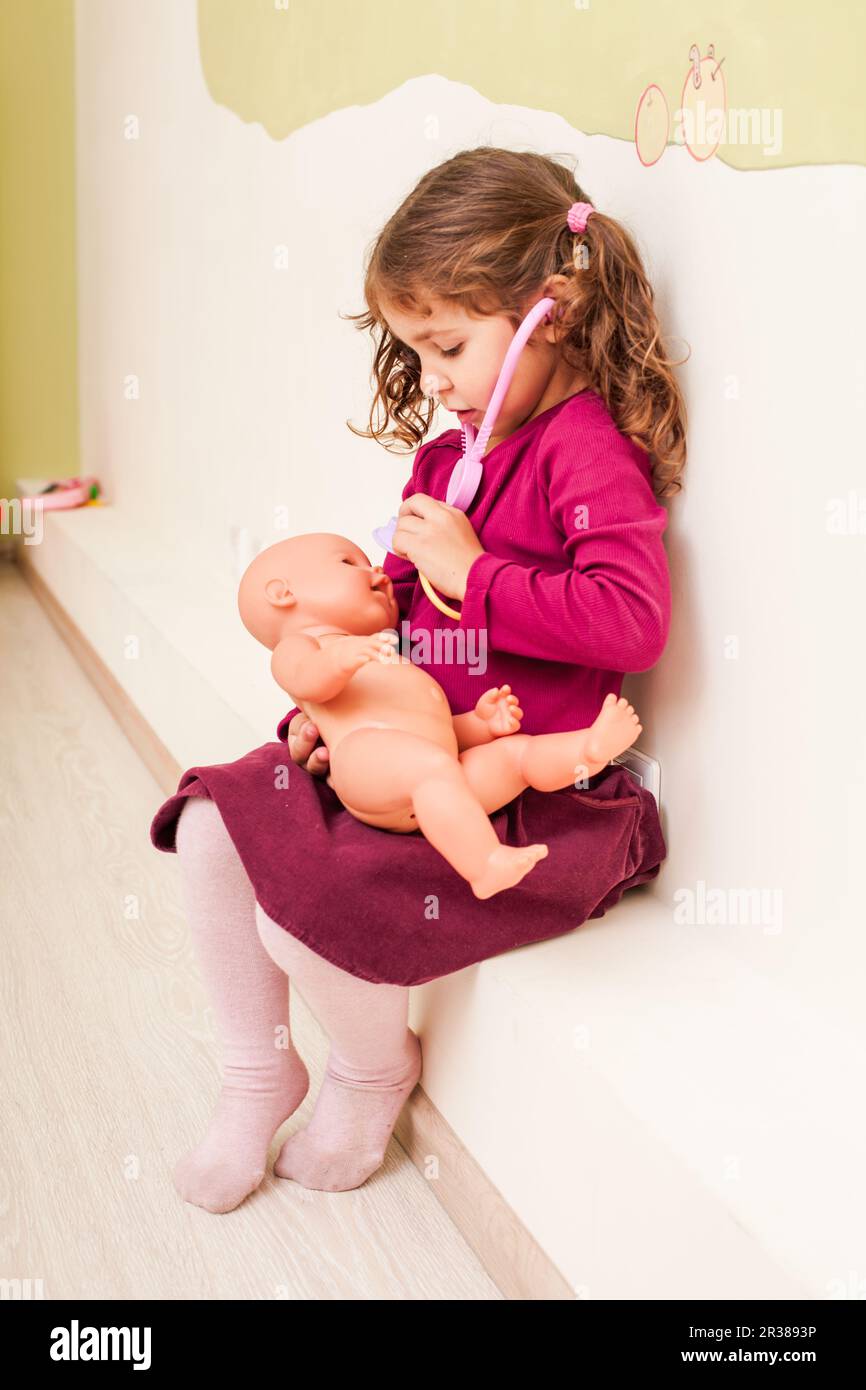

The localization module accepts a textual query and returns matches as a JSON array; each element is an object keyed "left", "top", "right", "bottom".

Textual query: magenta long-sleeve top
[{"left": 381, "top": 388, "right": 672, "bottom": 735}]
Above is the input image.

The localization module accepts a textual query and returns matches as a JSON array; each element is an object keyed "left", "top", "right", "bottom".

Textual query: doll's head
[{"left": 237, "top": 533, "right": 398, "bottom": 650}]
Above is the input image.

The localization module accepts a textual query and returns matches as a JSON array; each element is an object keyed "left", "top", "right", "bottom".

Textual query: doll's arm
[
  {"left": 271, "top": 634, "right": 346, "bottom": 704},
  {"left": 452, "top": 685, "right": 524, "bottom": 750},
  {"left": 271, "top": 631, "right": 399, "bottom": 704},
  {"left": 451, "top": 710, "right": 496, "bottom": 752},
  {"left": 271, "top": 634, "right": 360, "bottom": 704}
]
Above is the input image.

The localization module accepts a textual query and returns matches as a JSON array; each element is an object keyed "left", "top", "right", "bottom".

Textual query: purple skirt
[{"left": 150, "top": 709, "right": 667, "bottom": 986}]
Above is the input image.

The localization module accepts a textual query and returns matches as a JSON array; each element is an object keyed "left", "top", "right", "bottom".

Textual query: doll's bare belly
[{"left": 299, "top": 657, "right": 458, "bottom": 832}]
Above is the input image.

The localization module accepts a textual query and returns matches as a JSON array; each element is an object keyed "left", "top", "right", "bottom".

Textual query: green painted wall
[
  {"left": 0, "top": 0, "right": 79, "bottom": 506},
  {"left": 198, "top": 0, "right": 865, "bottom": 168}
]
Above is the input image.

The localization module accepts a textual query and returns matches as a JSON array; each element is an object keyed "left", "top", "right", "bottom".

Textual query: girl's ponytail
[{"left": 549, "top": 206, "right": 688, "bottom": 499}]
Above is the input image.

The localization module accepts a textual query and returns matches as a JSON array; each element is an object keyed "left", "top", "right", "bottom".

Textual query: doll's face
[
  {"left": 297, "top": 536, "right": 399, "bottom": 633},
  {"left": 238, "top": 533, "right": 398, "bottom": 647}
]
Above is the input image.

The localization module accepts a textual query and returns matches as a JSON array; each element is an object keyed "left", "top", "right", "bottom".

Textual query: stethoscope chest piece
[{"left": 371, "top": 419, "right": 480, "bottom": 556}]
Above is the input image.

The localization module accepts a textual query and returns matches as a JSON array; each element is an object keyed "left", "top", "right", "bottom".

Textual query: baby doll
[{"left": 238, "top": 533, "right": 643, "bottom": 899}]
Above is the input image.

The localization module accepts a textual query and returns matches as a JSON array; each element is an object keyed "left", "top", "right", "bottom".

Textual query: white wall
[{"left": 73, "top": 0, "right": 865, "bottom": 1292}]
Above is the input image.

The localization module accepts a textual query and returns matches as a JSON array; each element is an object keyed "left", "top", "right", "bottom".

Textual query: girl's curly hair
[{"left": 343, "top": 146, "right": 688, "bottom": 500}]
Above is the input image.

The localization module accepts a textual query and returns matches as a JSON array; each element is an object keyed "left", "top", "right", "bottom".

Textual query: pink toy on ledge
[{"left": 237, "top": 532, "right": 643, "bottom": 899}]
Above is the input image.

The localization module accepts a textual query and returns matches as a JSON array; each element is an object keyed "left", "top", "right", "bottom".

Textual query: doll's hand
[
  {"left": 331, "top": 630, "right": 400, "bottom": 677},
  {"left": 287, "top": 712, "right": 333, "bottom": 785},
  {"left": 474, "top": 685, "right": 524, "bottom": 737}
]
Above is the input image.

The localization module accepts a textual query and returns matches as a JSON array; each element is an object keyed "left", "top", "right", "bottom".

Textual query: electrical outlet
[{"left": 610, "top": 746, "right": 661, "bottom": 809}]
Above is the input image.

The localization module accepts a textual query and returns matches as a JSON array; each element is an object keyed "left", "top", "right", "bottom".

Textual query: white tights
[{"left": 174, "top": 794, "right": 412, "bottom": 1083}]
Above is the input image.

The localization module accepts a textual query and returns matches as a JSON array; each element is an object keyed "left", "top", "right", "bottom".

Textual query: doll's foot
[
  {"left": 173, "top": 1053, "right": 310, "bottom": 1214},
  {"left": 273, "top": 1030, "right": 422, "bottom": 1193},
  {"left": 580, "top": 694, "right": 642, "bottom": 774},
  {"left": 470, "top": 843, "right": 548, "bottom": 899}
]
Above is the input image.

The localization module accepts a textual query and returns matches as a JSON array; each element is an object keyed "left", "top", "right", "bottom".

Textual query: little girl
[{"left": 150, "top": 147, "right": 686, "bottom": 1214}]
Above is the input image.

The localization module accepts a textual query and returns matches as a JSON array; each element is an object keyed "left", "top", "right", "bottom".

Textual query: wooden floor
[{"left": 0, "top": 559, "right": 501, "bottom": 1300}]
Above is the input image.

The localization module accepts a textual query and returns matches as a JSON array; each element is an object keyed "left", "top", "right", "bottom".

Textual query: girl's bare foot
[{"left": 470, "top": 843, "right": 548, "bottom": 899}]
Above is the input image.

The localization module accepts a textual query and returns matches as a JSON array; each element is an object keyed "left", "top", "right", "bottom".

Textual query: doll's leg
[
  {"left": 255, "top": 905, "right": 421, "bottom": 1193},
  {"left": 330, "top": 728, "right": 547, "bottom": 898},
  {"left": 460, "top": 694, "right": 643, "bottom": 810},
  {"left": 172, "top": 796, "right": 310, "bottom": 1213}
]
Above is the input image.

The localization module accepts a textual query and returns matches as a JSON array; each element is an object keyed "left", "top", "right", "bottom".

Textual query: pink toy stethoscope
[{"left": 372, "top": 296, "right": 556, "bottom": 620}]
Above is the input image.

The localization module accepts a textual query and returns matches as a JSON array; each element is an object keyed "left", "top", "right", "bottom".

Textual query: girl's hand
[
  {"left": 391, "top": 494, "right": 485, "bottom": 602},
  {"left": 474, "top": 685, "right": 524, "bottom": 736},
  {"left": 287, "top": 713, "right": 332, "bottom": 784}
]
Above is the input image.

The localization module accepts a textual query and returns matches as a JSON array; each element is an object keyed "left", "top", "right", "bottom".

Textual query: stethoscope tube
[{"left": 373, "top": 295, "right": 556, "bottom": 613}]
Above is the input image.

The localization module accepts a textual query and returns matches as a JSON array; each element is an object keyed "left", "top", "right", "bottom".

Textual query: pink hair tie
[{"left": 567, "top": 201, "right": 594, "bottom": 233}]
